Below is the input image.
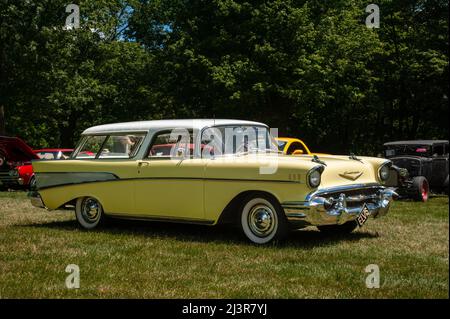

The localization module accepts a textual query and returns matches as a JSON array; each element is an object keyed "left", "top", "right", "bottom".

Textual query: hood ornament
[
  {"left": 339, "top": 171, "right": 363, "bottom": 181},
  {"left": 312, "top": 155, "right": 327, "bottom": 166},
  {"left": 349, "top": 153, "right": 363, "bottom": 163}
]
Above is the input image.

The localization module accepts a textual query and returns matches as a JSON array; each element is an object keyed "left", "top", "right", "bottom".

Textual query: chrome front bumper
[
  {"left": 283, "top": 184, "right": 398, "bottom": 226},
  {"left": 28, "top": 191, "right": 46, "bottom": 209}
]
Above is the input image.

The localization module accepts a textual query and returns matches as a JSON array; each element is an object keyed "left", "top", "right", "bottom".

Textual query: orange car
[{"left": 275, "top": 137, "right": 328, "bottom": 156}]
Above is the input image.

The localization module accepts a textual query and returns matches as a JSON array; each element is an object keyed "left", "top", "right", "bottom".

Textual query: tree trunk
[{"left": 0, "top": 105, "right": 5, "bottom": 136}]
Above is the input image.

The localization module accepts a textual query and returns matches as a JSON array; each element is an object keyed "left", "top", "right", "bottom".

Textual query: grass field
[{"left": 0, "top": 191, "right": 448, "bottom": 298}]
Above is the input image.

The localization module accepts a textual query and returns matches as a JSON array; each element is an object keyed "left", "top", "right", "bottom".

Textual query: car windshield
[
  {"left": 384, "top": 145, "right": 432, "bottom": 157},
  {"left": 201, "top": 125, "right": 278, "bottom": 157}
]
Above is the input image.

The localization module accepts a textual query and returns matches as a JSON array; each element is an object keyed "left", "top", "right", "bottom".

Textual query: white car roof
[{"left": 82, "top": 119, "right": 268, "bottom": 135}]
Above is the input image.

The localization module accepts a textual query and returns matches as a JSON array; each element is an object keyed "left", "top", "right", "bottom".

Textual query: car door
[
  {"left": 133, "top": 130, "right": 206, "bottom": 221},
  {"left": 430, "top": 143, "right": 448, "bottom": 189}
]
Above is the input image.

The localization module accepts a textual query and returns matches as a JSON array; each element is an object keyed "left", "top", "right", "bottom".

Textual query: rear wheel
[
  {"left": 317, "top": 221, "right": 358, "bottom": 234},
  {"left": 239, "top": 194, "right": 288, "bottom": 244},
  {"left": 75, "top": 197, "right": 105, "bottom": 229},
  {"left": 412, "top": 176, "right": 429, "bottom": 202}
]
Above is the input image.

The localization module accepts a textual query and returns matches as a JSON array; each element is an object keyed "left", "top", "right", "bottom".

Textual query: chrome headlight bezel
[
  {"left": 307, "top": 166, "right": 325, "bottom": 189},
  {"left": 378, "top": 162, "right": 392, "bottom": 182}
]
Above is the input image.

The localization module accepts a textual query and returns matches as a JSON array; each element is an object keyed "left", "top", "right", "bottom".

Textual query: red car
[{"left": 0, "top": 136, "right": 73, "bottom": 190}]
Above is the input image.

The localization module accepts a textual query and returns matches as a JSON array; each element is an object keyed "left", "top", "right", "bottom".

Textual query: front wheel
[
  {"left": 239, "top": 194, "right": 288, "bottom": 244},
  {"left": 75, "top": 197, "right": 105, "bottom": 229},
  {"left": 317, "top": 221, "right": 358, "bottom": 234}
]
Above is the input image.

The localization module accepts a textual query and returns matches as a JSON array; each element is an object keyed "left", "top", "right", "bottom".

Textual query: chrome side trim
[
  {"left": 35, "top": 172, "right": 119, "bottom": 190},
  {"left": 107, "top": 213, "right": 215, "bottom": 225}
]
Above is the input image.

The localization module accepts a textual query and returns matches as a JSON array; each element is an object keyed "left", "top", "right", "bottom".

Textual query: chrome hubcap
[
  {"left": 248, "top": 204, "right": 276, "bottom": 237},
  {"left": 81, "top": 198, "right": 101, "bottom": 223}
]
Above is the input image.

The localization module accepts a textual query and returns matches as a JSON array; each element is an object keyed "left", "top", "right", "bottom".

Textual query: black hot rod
[{"left": 383, "top": 140, "right": 449, "bottom": 201}]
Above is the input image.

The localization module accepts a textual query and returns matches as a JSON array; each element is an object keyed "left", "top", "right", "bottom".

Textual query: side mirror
[{"left": 292, "top": 150, "right": 304, "bottom": 155}]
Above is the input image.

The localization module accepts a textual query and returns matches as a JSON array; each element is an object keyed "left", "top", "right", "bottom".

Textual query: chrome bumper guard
[
  {"left": 28, "top": 191, "right": 46, "bottom": 209},
  {"left": 283, "top": 184, "right": 398, "bottom": 226}
]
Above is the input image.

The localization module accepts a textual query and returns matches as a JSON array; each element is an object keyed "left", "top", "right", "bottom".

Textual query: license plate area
[{"left": 356, "top": 203, "right": 371, "bottom": 227}]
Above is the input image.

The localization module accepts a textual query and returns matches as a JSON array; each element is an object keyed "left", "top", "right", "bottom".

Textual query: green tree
[{"left": 1, "top": 0, "right": 158, "bottom": 147}]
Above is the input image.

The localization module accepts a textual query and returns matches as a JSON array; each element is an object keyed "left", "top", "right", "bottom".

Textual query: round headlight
[
  {"left": 308, "top": 170, "right": 322, "bottom": 188},
  {"left": 379, "top": 164, "right": 390, "bottom": 181}
]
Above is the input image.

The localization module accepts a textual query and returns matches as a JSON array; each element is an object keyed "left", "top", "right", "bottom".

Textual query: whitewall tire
[
  {"left": 239, "top": 195, "right": 288, "bottom": 244},
  {"left": 75, "top": 197, "right": 104, "bottom": 229}
]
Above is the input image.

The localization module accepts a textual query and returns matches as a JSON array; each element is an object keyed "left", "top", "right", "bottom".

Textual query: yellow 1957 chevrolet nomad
[{"left": 30, "top": 119, "right": 396, "bottom": 244}]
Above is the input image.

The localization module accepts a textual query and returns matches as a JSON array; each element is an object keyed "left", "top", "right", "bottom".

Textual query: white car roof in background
[{"left": 83, "top": 119, "right": 268, "bottom": 135}]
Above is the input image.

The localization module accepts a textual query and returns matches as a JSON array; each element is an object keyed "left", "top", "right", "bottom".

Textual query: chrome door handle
[{"left": 137, "top": 161, "right": 150, "bottom": 167}]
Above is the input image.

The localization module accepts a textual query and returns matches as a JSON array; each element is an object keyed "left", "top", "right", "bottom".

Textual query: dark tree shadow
[{"left": 24, "top": 218, "right": 380, "bottom": 249}]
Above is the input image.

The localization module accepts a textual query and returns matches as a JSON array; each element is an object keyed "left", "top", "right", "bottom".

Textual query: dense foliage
[{"left": 0, "top": 0, "right": 448, "bottom": 154}]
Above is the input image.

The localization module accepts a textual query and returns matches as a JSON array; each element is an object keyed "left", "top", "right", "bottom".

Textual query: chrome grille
[
  {"left": 0, "top": 170, "right": 19, "bottom": 183},
  {"left": 310, "top": 184, "right": 384, "bottom": 209}
]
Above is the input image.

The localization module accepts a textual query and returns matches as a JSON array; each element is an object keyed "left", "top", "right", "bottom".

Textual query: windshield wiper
[{"left": 312, "top": 155, "right": 327, "bottom": 166}]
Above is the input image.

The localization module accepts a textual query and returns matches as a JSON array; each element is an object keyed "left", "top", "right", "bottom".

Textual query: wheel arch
[{"left": 216, "top": 190, "right": 282, "bottom": 225}]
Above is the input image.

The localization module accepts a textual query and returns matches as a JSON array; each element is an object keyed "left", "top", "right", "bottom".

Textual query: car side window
[
  {"left": 147, "top": 130, "right": 194, "bottom": 158},
  {"left": 98, "top": 134, "right": 145, "bottom": 159},
  {"left": 75, "top": 136, "right": 107, "bottom": 159},
  {"left": 433, "top": 144, "right": 444, "bottom": 157},
  {"left": 287, "top": 142, "right": 307, "bottom": 155}
]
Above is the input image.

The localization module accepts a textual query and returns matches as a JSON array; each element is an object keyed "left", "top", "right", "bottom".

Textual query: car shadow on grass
[{"left": 24, "top": 218, "right": 380, "bottom": 249}]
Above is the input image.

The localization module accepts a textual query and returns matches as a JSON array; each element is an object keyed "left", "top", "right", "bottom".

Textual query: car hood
[
  {"left": 0, "top": 136, "right": 39, "bottom": 164},
  {"left": 201, "top": 152, "right": 387, "bottom": 188},
  {"left": 279, "top": 153, "right": 388, "bottom": 187}
]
